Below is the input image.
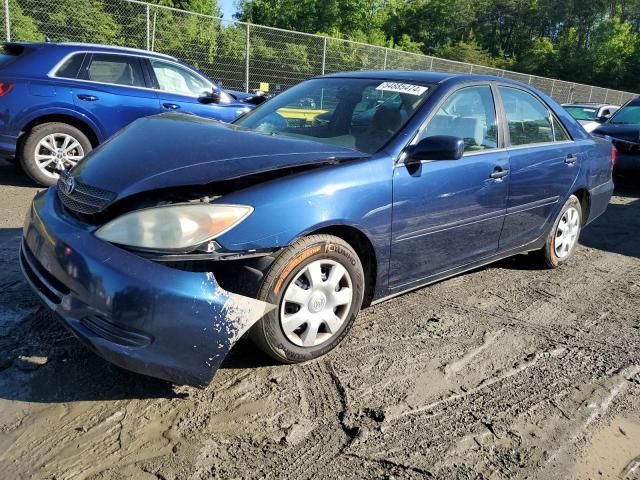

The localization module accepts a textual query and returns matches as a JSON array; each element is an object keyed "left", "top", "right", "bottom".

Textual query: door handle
[
  {"left": 163, "top": 103, "right": 180, "bottom": 110},
  {"left": 77, "top": 94, "right": 98, "bottom": 101},
  {"left": 490, "top": 167, "right": 509, "bottom": 180},
  {"left": 564, "top": 154, "right": 577, "bottom": 165}
]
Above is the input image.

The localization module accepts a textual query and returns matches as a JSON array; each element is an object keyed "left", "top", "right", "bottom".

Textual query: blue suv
[{"left": 0, "top": 42, "right": 260, "bottom": 185}]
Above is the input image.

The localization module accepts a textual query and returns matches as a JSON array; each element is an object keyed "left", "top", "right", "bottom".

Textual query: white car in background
[{"left": 562, "top": 103, "right": 619, "bottom": 132}]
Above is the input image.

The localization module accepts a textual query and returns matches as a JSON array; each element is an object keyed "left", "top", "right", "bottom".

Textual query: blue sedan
[
  {"left": 21, "top": 71, "right": 614, "bottom": 386},
  {"left": 0, "top": 42, "right": 262, "bottom": 186}
]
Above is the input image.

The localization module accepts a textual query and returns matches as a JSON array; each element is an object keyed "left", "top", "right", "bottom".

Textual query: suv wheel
[{"left": 20, "top": 122, "right": 92, "bottom": 186}]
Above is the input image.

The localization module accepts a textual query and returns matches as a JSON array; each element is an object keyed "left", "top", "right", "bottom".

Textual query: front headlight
[{"left": 95, "top": 203, "right": 253, "bottom": 251}]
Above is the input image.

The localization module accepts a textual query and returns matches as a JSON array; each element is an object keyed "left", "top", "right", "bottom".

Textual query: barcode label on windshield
[{"left": 376, "top": 82, "right": 428, "bottom": 96}]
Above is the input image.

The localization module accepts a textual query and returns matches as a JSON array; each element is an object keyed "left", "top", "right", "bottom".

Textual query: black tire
[
  {"left": 250, "top": 234, "right": 365, "bottom": 363},
  {"left": 20, "top": 122, "right": 92, "bottom": 186},
  {"left": 537, "top": 194, "right": 583, "bottom": 269}
]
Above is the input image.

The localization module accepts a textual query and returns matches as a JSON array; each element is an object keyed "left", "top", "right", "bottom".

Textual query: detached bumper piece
[{"left": 20, "top": 188, "right": 273, "bottom": 387}]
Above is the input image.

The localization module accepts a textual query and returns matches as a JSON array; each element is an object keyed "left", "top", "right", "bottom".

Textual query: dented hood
[{"left": 71, "top": 113, "right": 363, "bottom": 202}]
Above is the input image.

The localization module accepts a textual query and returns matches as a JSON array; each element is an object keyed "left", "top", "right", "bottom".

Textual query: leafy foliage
[{"left": 237, "top": 0, "right": 640, "bottom": 91}]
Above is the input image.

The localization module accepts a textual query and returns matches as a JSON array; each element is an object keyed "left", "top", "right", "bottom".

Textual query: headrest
[{"left": 373, "top": 106, "right": 401, "bottom": 132}]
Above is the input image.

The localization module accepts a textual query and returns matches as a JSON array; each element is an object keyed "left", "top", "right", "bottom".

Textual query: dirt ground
[{"left": 0, "top": 158, "right": 638, "bottom": 480}]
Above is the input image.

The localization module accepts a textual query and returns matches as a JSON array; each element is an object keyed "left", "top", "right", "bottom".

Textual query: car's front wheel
[
  {"left": 20, "top": 122, "right": 92, "bottom": 186},
  {"left": 538, "top": 194, "right": 583, "bottom": 268},
  {"left": 250, "top": 234, "right": 365, "bottom": 363}
]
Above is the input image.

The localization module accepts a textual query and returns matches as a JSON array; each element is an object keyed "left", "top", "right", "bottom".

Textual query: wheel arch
[
  {"left": 19, "top": 113, "right": 101, "bottom": 149},
  {"left": 572, "top": 187, "right": 591, "bottom": 224},
  {"left": 306, "top": 224, "right": 378, "bottom": 307}
]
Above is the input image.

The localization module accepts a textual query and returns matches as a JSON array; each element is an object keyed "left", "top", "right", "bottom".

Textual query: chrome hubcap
[
  {"left": 34, "top": 134, "right": 84, "bottom": 179},
  {"left": 280, "top": 259, "right": 353, "bottom": 347},
  {"left": 554, "top": 206, "right": 580, "bottom": 259}
]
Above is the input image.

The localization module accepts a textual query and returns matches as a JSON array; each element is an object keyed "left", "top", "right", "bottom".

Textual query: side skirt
[{"left": 370, "top": 239, "right": 545, "bottom": 306}]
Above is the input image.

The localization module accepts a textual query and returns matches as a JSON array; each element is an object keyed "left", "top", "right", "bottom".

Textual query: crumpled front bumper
[{"left": 20, "top": 188, "right": 273, "bottom": 387}]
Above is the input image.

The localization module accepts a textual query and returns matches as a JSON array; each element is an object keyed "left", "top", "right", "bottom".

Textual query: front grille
[
  {"left": 20, "top": 241, "right": 71, "bottom": 305},
  {"left": 57, "top": 176, "right": 116, "bottom": 215}
]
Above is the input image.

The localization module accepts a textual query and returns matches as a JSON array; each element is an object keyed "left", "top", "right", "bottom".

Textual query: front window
[
  {"left": 608, "top": 102, "right": 640, "bottom": 125},
  {"left": 150, "top": 60, "right": 212, "bottom": 97},
  {"left": 417, "top": 85, "right": 498, "bottom": 153},
  {"left": 234, "top": 78, "right": 432, "bottom": 154},
  {"left": 563, "top": 106, "right": 598, "bottom": 121}
]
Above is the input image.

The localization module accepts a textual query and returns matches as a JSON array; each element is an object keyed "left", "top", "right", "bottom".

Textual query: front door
[
  {"left": 390, "top": 84, "right": 509, "bottom": 289},
  {"left": 146, "top": 59, "right": 240, "bottom": 123},
  {"left": 496, "top": 85, "right": 581, "bottom": 251}
]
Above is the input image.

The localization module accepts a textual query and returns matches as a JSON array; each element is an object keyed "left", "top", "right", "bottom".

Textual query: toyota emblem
[{"left": 63, "top": 174, "right": 76, "bottom": 195}]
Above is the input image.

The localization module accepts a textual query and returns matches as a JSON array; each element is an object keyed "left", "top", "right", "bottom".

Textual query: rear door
[
  {"left": 496, "top": 85, "right": 581, "bottom": 251},
  {"left": 72, "top": 52, "right": 160, "bottom": 139},
  {"left": 145, "top": 58, "right": 241, "bottom": 123},
  {"left": 390, "top": 83, "right": 510, "bottom": 288}
]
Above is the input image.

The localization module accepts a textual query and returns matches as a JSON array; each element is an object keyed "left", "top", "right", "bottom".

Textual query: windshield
[
  {"left": 563, "top": 106, "right": 597, "bottom": 121},
  {"left": 234, "top": 78, "right": 432, "bottom": 154},
  {"left": 608, "top": 103, "right": 640, "bottom": 125}
]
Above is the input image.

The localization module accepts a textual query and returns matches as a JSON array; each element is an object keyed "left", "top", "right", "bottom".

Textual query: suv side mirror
[
  {"left": 199, "top": 89, "right": 221, "bottom": 104},
  {"left": 595, "top": 114, "right": 610, "bottom": 123},
  {"left": 406, "top": 135, "right": 465, "bottom": 163}
]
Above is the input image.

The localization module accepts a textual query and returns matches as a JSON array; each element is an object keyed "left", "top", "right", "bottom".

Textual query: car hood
[
  {"left": 70, "top": 113, "right": 364, "bottom": 204},
  {"left": 592, "top": 123, "right": 640, "bottom": 143}
]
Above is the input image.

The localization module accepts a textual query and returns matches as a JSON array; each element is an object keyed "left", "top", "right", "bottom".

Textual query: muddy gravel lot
[{"left": 0, "top": 158, "right": 638, "bottom": 480}]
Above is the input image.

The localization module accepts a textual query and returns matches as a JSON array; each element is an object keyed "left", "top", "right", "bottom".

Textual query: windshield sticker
[{"left": 376, "top": 82, "right": 428, "bottom": 96}]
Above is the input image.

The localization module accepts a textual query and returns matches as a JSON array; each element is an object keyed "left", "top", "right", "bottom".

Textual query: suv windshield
[
  {"left": 563, "top": 106, "right": 597, "bottom": 121},
  {"left": 608, "top": 102, "right": 640, "bottom": 125},
  {"left": 234, "top": 78, "right": 432, "bottom": 153}
]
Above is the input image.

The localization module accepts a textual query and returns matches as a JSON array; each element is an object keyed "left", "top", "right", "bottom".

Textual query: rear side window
[
  {"left": 552, "top": 116, "right": 569, "bottom": 141},
  {"left": 0, "top": 44, "right": 25, "bottom": 66},
  {"left": 55, "top": 53, "right": 85, "bottom": 79},
  {"left": 499, "top": 86, "right": 554, "bottom": 146},
  {"left": 83, "top": 53, "right": 145, "bottom": 87}
]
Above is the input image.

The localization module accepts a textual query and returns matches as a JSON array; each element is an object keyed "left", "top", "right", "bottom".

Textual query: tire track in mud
[
  {"left": 258, "top": 361, "right": 351, "bottom": 480},
  {"left": 338, "top": 243, "right": 640, "bottom": 476}
]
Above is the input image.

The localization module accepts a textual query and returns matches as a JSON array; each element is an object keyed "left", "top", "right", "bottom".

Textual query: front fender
[
  {"left": 216, "top": 155, "right": 392, "bottom": 252},
  {"left": 17, "top": 106, "right": 104, "bottom": 141}
]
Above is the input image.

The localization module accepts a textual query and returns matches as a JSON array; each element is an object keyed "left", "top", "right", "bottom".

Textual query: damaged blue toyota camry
[{"left": 21, "top": 71, "right": 614, "bottom": 386}]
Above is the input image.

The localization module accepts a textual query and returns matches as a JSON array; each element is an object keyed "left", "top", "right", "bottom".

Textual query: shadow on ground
[
  {"left": 0, "top": 159, "right": 34, "bottom": 188},
  {"left": 580, "top": 175, "right": 640, "bottom": 259}
]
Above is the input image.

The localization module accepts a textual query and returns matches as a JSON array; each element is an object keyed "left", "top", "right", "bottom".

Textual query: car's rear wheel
[
  {"left": 250, "top": 234, "right": 365, "bottom": 363},
  {"left": 537, "top": 194, "right": 582, "bottom": 268},
  {"left": 20, "top": 122, "right": 92, "bottom": 186}
]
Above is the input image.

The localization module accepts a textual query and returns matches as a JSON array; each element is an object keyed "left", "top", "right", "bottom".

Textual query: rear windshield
[{"left": 0, "top": 44, "right": 25, "bottom": 66}]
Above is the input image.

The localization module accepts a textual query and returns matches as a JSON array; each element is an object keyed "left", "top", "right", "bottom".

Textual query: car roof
[
  {"left": 10, "top": 41, "right": 177, "bottom": 61},
  {"left": 321, "top": 70, "right": 508, "bottom": 85}
]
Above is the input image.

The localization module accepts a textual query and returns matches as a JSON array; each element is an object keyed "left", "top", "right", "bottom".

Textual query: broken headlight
[{"left": 95, "top": 203, "right": 253, "bottom": 252}]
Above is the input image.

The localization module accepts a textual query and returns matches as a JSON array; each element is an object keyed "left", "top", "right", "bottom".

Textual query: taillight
[
  {"left": 0, "top": 82, "right": 13, "bottom": 96},
  {"left": 611, "top": 145, "right": 617, "bottom": 168}
]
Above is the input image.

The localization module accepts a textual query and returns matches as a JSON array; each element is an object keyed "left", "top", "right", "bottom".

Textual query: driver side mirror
[
  {"left": 199, "top": 89, "right": 221, "bottom": 104},
  {"left": 405, "top": 135, "right": 465, "bottom": 164},
  {"left": 595, "top": 114, "right": 610, "bottom": 123}
]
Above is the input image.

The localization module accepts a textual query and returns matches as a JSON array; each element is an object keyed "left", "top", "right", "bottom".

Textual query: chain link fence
[{"left": 2, "top": 0, "right": 637, "bottom": 103}]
